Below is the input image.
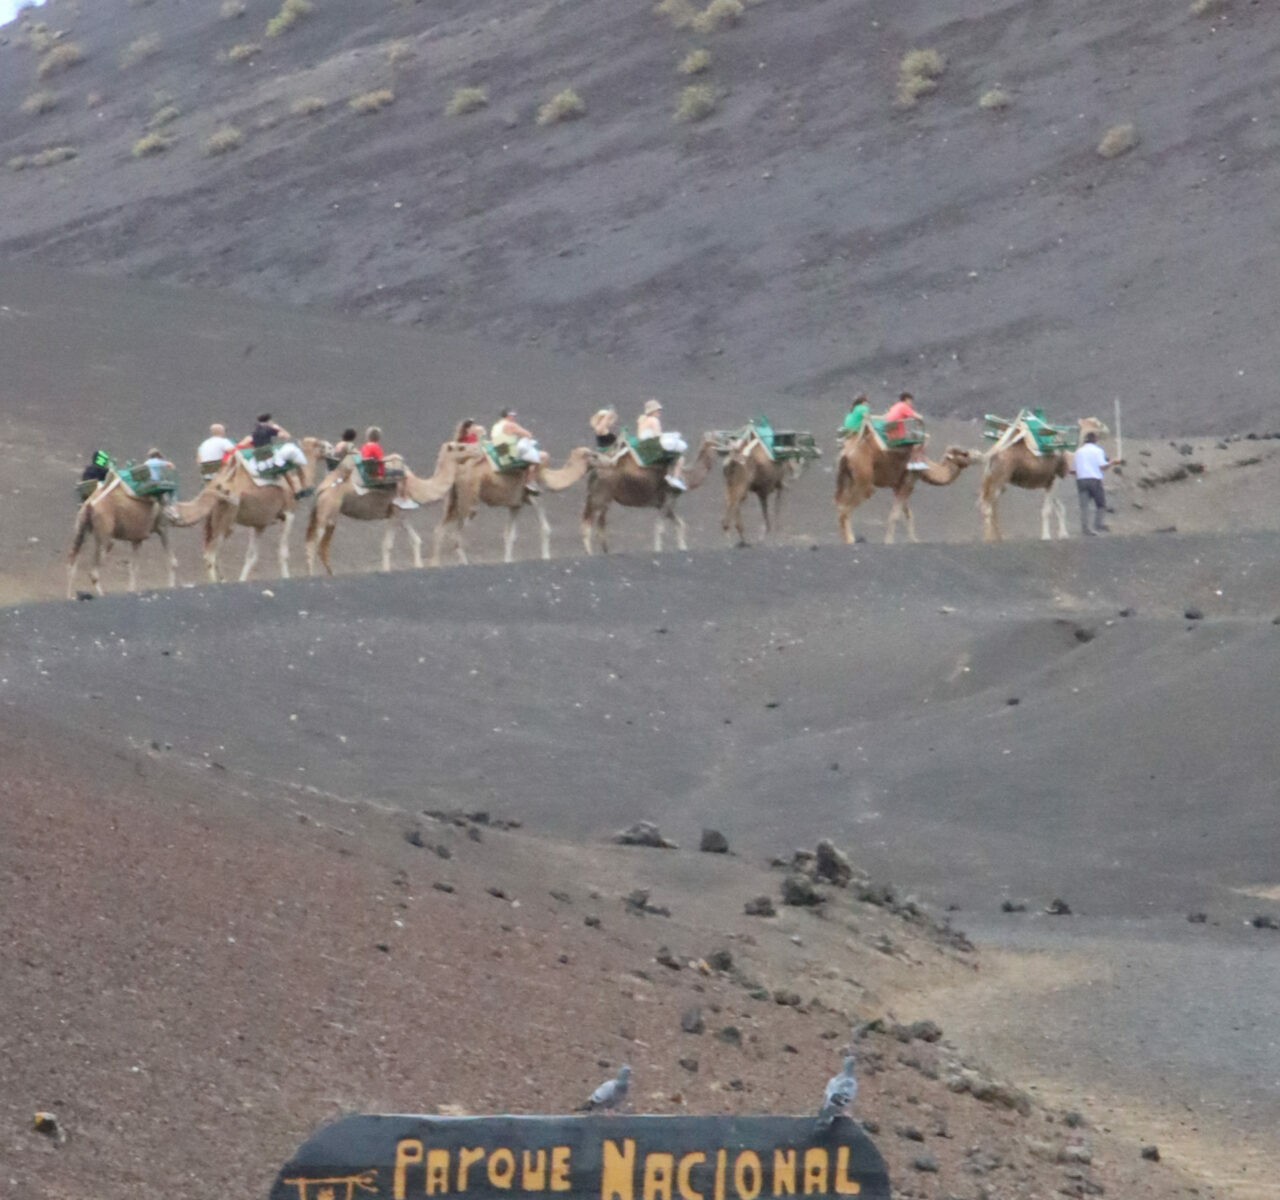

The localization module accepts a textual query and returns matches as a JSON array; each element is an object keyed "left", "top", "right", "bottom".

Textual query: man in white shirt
[
  {"left": 196, "top": 423, "right": 236, "bottom": 478},
  {"left": 1072, "top": 432, "right": 1113, "bottom": 536}
]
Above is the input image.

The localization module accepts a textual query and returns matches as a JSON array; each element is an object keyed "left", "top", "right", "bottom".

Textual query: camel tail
[{"left": 69, "top": 504, "right": 94, "bottom": 561}]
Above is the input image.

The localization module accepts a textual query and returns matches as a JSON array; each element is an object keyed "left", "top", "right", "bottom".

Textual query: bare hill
[{"left": 0, "top": 0, "right": 1278, "bottom": 430}]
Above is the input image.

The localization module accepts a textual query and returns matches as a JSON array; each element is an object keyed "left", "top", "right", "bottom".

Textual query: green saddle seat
[
  {"left": 355, "top": 457, "right": 405, "bottom": 488},
  {"left": 624, "top": 431, "right": 677, "bottom": 467},
  {"left": 983, "top": 409, "right": 1078, "bottom": 453},
  {"left": 480, "top": 439, "right": 528, "bottom": 475},
  {"left": 238, "top": 444, "right": 292, "bottom": 478},
  {"left": 871, "top": 416, "right": 926, "bottom": 447},
  {"left": 118, "top": 463, "right": 179, "bottom": 498}
]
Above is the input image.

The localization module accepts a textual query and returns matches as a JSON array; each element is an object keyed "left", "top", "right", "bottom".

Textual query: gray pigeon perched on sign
[
  {"left": 577, "top": 1065, "right": 631, "bottom": 1112},
  {"left": 815, "top": 1055, "right": 857, "bottom": 1128}
]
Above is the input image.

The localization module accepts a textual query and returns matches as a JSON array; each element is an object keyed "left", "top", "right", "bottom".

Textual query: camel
[
  {"left": 67, "top": 475, "right": 178, "bottom": 598},
  {"left": 305, "top": 442, "right": 467, "bottom": 575},
  {"left": 431, "top": 446, "right": 596, "bottom": 566},
  {"left": 168, "top": 436, "right": 330, "bottom": 582},
  {"left": 978, "top": 417, "right": 1108, "bottom": 542},
  {"left": 721, "top": 439, "right": 815, "bottom": 547},
  {"left": 835, "top": 425, "right": 973, "bottom": 544},
  {"left": 580, "top": 435, "right": 719, "bottom": 554}
]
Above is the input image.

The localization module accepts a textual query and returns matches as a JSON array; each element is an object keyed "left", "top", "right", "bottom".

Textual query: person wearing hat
[
  {"left": 637, "top": 398, "right": 687, "bottom": 490},
  {"left": 883, "top": 391, "right": 928, "bottom": 471},
  {"left": 490, "top": 408, "right": 543, "bottom": 494},
  {"left": 590, "top": 407, "right": 620, "bottom": 451},
  {"left": 143, "top": 447, "right": 174, "bottom": 483},
  {"left": 1071, "top": 430, "right": 1115, "bottom": 535}
]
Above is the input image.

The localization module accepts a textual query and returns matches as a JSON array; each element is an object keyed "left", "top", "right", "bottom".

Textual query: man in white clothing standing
[{"left": 1072, "top": 431, "right": 1114, "bottom": 536}]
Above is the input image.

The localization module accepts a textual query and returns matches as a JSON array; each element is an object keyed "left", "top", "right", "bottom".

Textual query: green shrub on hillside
[
  {"left": 132, "top": 132, "right": 171, "bottom": 157},
  {"left": 266, "top": 0, "right": 313, "bottom": 37},
  {"left": 146, "top": 104, "right": 181, "bottom": 129},
  {"left": 349, "top": 89, "right": 395, "bottom": 114},
  {"left": 120, "top": 33, "right": 162, "bottom": 70},
  {"left": 387, "top": 39, "right": 415, "bottom": 67},
  {"left": 690, "top": 0, "right": 743, "bottom": 33},
  {"left": 897, "top": 48, "right": 945, "bottom": 106},
  {"left": 446, "top": 86, "right": 488, "bottom": 116},
  {"left": 37, "top": 42, "right": 86, "bottom": 78},
  {"left": 536, "top": 88, "right": 585, "bottom": 126},
  {"left": 1097, "top": 123, "right": 1138, "bottom": 158},
  {"left": 10, "top": 145, "right": 77, "bottom": 170},
  {"left": 226, "top": 42, "right": 261, "bottom": 62},
  {"left": 205, "top": 125, "right": 245, "bottom": 155},
  {"left": 290, "top": 95, "right": 327, "bottom": 115},
  {"left": 978, "top": 87, "right": 1010, "bottom": 110},
  {"left": 655, "top": 0, "right": 696, "bottom": 28},
  {"left": 220, "top": 0, "right": 247, "bottom": 16},
  {"left": 674, "top": 83, "right": 716, "bottom": 122},
  {"left": 678, "top": 49, "right": 711, "bottom": 75},
  {"left": 20, "top": 89, "right": 60, "bottom": 115}
]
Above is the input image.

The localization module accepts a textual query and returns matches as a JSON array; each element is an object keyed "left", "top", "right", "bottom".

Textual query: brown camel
[
  {"left": 978, "top": 417, "right": 1108, "bottom": 542},
  {"left": 67, "top": 475, "right": 178, "bottom": 598},
  {"left": 834, "top": 425, "right": 973, "bottom": 544},
  {"left": 431, "top": 446, "right": 595, "bottom": 566},
  {"left": 305, "top": 443, "right": 466, "bottom": 575},
  {"left": 580, "top": 435, "right": 719, "bottom": 554},
  {"left": 168, "top": 436, "right": 330, "bottom": 582},
  {"left": 721, "top": 440, "right": 814, "bottom": 547}
]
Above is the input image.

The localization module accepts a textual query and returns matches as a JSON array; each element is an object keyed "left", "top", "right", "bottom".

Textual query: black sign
[{"left": 269, "top": 1115, "right": 889, "bottom": 1200}]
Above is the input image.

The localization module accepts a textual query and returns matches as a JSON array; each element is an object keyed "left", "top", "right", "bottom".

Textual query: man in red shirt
[
  {"left": 359, "top": 426, "right": 417, "bottom": 509},
  {"left": 883, "top": 392, "right": 928, "bottom": 471}
]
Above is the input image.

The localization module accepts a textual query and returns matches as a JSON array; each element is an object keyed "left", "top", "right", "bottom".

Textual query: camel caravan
[{"left": 66, "top": 393, "right": 1119, "bottom": 597}]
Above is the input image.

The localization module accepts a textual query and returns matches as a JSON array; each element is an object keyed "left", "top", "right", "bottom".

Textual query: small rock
[
  {"left": 657, "top": 946, "right": 683, "bottom": 971},
  {"left": 699, "top": 828, "right": 730, "bottom": 854},
  {"left": 773, "top": 989, "right": 802, "bottom": 1007},
  {"left": 1046, "top": 898, "right": 1073, "bottom": 916},
  {"left": 854, "top": 880, "right": 896, "bottom": 907},
  {"left": 893, "top": 1019, "right": 943, "bottom": 1043},
  {"left": 1250, "top": 913, "right": 1279, "bottom": 930},
  {"left": 1184, "top": 608, "right": 1204, "bottom": 621},
  {"left": 1187, "top": 911, "right": 1208, "bottom": 923},
  {"left": 727, "top": 1078, "right": 745, "bottom": 1092},
  {"left": 431, "top": 881, "right": 455, "bottom": 894},
  {"left": 1000, "top": 899, "right": 1028, "bottom": 913},
  {"left": 896, "top": 1125, "right": 925, "bottom": 1142},
  {"left": 781, "top": 874, "right": 822, "bottom": 906},
  {"left": 706, "top": 948, "right": 733, "bottom": 972},
  {"left": 815, "top": 838, "right": 853, "bottom": 886},
  {"left": 678, "top": 1057, "right": 699, "bottom": 1072},
  {"left": 584, "top": 915, "right": 601, "bottom": 928},
  {"left": 403, "top": 828, "right": 425, "bottom": 848},
  {"left": 557, "top": 953, "right": 570, "bottom": 964},
  {"left": 613, "top": 821, "right": 677, "bottom": 849},
  {"left": 1118, "top": 606, "right": 1135, "bottom": 617},
  {"left": 433, "top": 844, "right": 452, "bottom": 860},
  {"left": 860, "top": 1118, "right": 880, "bottom": 1134},
  {"left": 375, "top": 942, "right": 390, "bottom": 953},
  {"left": 1060, "top": 1144, "right": 1093, "bottom": 1165},
  {"left": 486, "top": 886, "right": 508, "bottom": 900},
  {"left": 1141, "top": 1144, "right": 1160, "bottom": 1161},
  {"left": 32, "top": 1112, "right": 62, "bottom": 1139},
  {"left": 912, "top": 1154, "right": 938, "bottom": 1173},
  {"left": 715, "top": 1025, "right": 742, "bottom": 1046},
  {"left": 782, "top": 1043, "right": 799, "bottom": 1054},
  {"left": 681, "top": 1006, "right": 705, "bottom": 1034},
  {"left": 1063, "top": 1110, "right": 1084, "bottom": 1128},
  {"left": 467, "top": 825, "right": 484, "bottom": 843},
  {"left": 1006, "top": 697, "right": 1020, "bottom": 706},
  {"left": 550, "top": 890, "right": 572, "bottom": 903},
  {"left": 744, "top": 895, "right": 777, "bottom": 917}
]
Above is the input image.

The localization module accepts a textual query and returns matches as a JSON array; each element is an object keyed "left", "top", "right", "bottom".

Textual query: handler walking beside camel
[{"left": 1072, "top": 431, "right": 1114, "bottom": 535}]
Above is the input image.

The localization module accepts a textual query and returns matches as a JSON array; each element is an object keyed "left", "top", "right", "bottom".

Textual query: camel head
[
  {"left": 940, "top": 446, "right": 974, "bottom": 469},
  {"left": 1078, "top": 416, "right": 1110, "bottom": 437}
]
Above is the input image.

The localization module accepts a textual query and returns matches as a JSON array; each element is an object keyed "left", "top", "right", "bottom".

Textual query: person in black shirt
[{"left": 590, "top": 407, "right": 619, "bottom": 450}]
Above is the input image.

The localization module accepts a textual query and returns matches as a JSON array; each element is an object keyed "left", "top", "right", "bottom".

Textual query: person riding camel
[
  {"left": 590, "top": 407, "right": 620, "bottom": 451},
  {"left": 453, "top": 418, "right": 483, "bottom": 445},
  {"left": 359, "top": 426, "right": 418, "bottom": 510},
  {"left": 197, "top": 423, "right": 236, "bottom": 479},
  {"left": 331, "top": 427, "right": 360, "bottom": 462},
  {"left": 490, "top": 409, "right": 543, "bottom": 495},
  {"left": 637, "top": 398, "right": 687, "bottom": 490},
  {"left": 841, "top": 394, "right": 869, "bottom": 439},
  {"left": 237, "top": 412, "right": 311, "bottom": 496},
  {"left": 883, "top": 392, "right": 928, "bottom": 471}
]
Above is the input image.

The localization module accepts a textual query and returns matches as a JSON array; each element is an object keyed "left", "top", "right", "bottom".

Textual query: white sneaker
[
  {"left": 906, "top": 461, "right": 928, "bottom": 472},
  {"left": 392, "top": 497, "right": 420, "bottom": 510},
  {"left": 665, "top": 474, "right": 687, "bottom": 491}
]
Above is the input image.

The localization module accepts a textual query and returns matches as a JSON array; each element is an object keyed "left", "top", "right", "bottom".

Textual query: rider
[
  {"left": 452, "top": 418, "right": 483, "bottom": 445},
  {"left": 197, "top": 423, "right": 236, "bottom": 478},
  {"left": 360, "top": 425, "right": 418, "bottom": 510},
  {"left": 590, "top": 407, "right": 620, "bottom": 450},
  {"left": 238, "top": 413, "right": 310, "bottom": 495},
  {"left": 490, "top": 409, "right": 543, "bottom": 495},
  {"left": 331, "top": 427, "right": 360, "bottom": 462},
  {"left": 637, "top": 398, "right": 686, "bottom": 490},
  {"left": 143, "top": 448, "right": 175, "bottom": 486},
  {"left": 841, "top": 394, "right": 869, "bottom": 438},
  {"left": 883, "top": 391, "right": 928, "bottom": 472}
]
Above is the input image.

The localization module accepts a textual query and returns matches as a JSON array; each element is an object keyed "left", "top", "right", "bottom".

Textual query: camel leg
[
  {"left": 127, "top": 542, "right": 141, "bottom": 593},
  {"left": 503, "top": 508, "right": 519, "bottom": 563},
  {"left": 979, "top": 495, "right": 999, "bottom": 543},
  {"left": 653, "top": 513, "right": 664, "bottom": 553},
  {"left": 239, "top": 528, "right": 261, "bottom": 582},
  {"left": 405, "top": 519, "right": 424, "bottom": 569},
  {"left": 533, "top": 497, "right": 552, "bottom": 560},
  {"left": 904, "top": 500, "right": 918, "bottom": 544},
  {"left": 580, "top": 511, "right": 595, "bottom": 556},
  {"left": 674, "top": 511, "right": 688, "bottom": 552},
  {"left": 278, "top": 511, "right": 294, "bottom": 578},
  {"left": 90, "top": 539, "right": 105, "bottom": 596},
  {"left": 381, "top": 521, "right": 397, "bottom": 572},
  {"left": 1052, "top": 492, "right": 1069, "bottom": 539},
  {"left": 430, "top": 519, "right": 449, "bottom": 568},
  {"left": 453, "top": 519, "right": 469, "bottom": 566},
  {"left": 1039, "top": 491, "right": 1055, "bottom": 541},
  {"left": 837, "top": 503, "right": 855, "bottom": 545},
  {"left": 317, "top": 524, "right": 336, "bottom": 576},
  {"left": 156, "top": 522, "right": 178, "bottom": 588},
  {"left": 759, "top": 491, "right": 772, "bottom": 538}
]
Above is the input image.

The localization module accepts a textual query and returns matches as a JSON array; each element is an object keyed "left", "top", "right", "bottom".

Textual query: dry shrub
[
  {"left": 120, "top": 33, "right": 162, "bottom": 69},
  {"left": 978, "top": 87, "right": 1009, "bottom": 110},
  {"left": 21, "top": 89, "right": 60, "bottom": 115},
  {"left": 10, "top": 145, "right": 77, "bottom": 170},
  {"left": 266, "top": 0, "right": 313, "bottom": 37},
  {"left": 691, "top": 0, "right": 743, "bottom": 33},
  {"left": 445, "top": 86, "right": 488, "bottom": 116},
  {"left": 205, "top": 125, "right": 244, "bottom": 155},
  {"left": 1189, "top": 0, "right": 1223, "bottom": 13},
  {"left": 37, "top": 42, "right": 86, "bottom": 78},
  {"left": 536, "top": 88, "right": 585, "bottom": 126},
  {"left": 897, "top": 48, "right": 946, "bottom": 106},
  {"left": 678, "top": 48, "right": 710, "bottom": 74},
  {"left": 26, "top": 23, "right": 57, "bottom": 52},
  {"left": 226, "top": 42, "right": 261, "bottom": 62},
  {"left": 349, "top": 89, "right": 394, "bottom": 114},
  {"left": 1097, "top": 123, "right": 1137, "bottom": 159},
  {"left": 387, "top": 39, "right": 415, "bottom": 67},
  {"left": 290, "top": 95, "right": 327, "bottom": 115},
  {"left": 132, "top": 132, "right": 171, "bottom": 157},
  {"left": 674, "top": 83, "right": 716, "bottom": 122},
  {"left": 146, "top": 104, "right": 181, "bottom": 130},
  {"left": 655, "top": 0, "right": 697, "bottom": 28},
  {"left": 220, "top": 0, "right": 247, "bottom": 16}
]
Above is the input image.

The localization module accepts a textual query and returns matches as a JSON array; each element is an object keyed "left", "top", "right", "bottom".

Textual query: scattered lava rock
[
  {"left": 948, "top": 1069, "right": 1033, "bottom": 1116},
  {"left": 1001, "top": 899, "right": 1028, "bottom": 913},
  {"left": 699, "top": 829, "right": 730, "bottom": 854},
  {"left": 1187, "top": 911, "right": 1208, "bottom": 924},
  {"left": 32, "top": 1112, "right": 62, "bottom": 1140},
  {"left": 1250, "top": 914, "right": 1279, "bottom": 930},
  {"left": 678, "top": 1058, "right": 699, "bottom": 1073},
  {"left": 403, "top": 828, "right": 426, "bottom": 848},
  {"left": 893, "top": 1019, "right": 943, "bottom": 1044},
  {"left": 744, "top": 895, "right": 777, "bottom": 917},
  {"left": 486, "top": 886, "right": 508, "bottom": 900},
  {"left": 896, "top": 1125, "right": 925, "bottom": 1142},
  {"left": 815, "top": 838, "right": 853, "bottom": 886},
  {"left": 781, "top": 874, "right": 823, "bottom": 907},
  {"left": 656, "top": 946, "right": 683, "bottom": 971},
  {"left": 773, "top": 989, "right": 802, "bottom": 1007},
  {"left": 431, "top": 881, "right": 455, "bottom": 894},
  {"left": 624, "top": 888, "right": 671, "bottom": 917},
  {"left": 912, "top": 1154, "right": 939, "bottom": 1173},
  {"left": 680, "top": 1007, "right": 705, "bottom": 1035},
  {"left": 715, "top": 1025, "right": 743, "bottom": 1046},
  {"left": 1046, "top": 898, "right": 1073, "bottom": 916},
  {"left": 584, "top": 915, "right": 601, "bottom": 928},
  {"left": 613, "top": 821, "right": 677, "bottom": 849},
  {"left": 1184, "top": 608, "right": 1204, "bottom": 621},
  {"left": 706, "top": 948, "right": 733, "bottom": 972},
  {"left": 1141, "top": 1145, "right": 1161, "bottom": 1162}
]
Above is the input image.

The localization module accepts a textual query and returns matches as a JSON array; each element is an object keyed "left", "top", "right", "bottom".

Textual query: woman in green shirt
[{"left": 841, "top": 395, "right": 869, "bottom": 436}]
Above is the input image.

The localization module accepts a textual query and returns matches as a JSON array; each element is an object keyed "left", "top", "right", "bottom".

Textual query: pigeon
[
  {"left": 815, "top": 1055, "right": 857, "bottom": 1128},
  {"left": 577, "top": 1065, "right": 631, "bottom": 1112}
]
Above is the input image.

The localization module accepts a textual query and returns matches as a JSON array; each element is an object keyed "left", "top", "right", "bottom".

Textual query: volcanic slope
[{"left": 0, "top": 0, "right": 1278, "bottom": 427}]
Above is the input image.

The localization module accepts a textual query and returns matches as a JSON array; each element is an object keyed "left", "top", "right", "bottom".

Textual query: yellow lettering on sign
[
  {"left": 676, "top": 1152, "right": 706, "bottom": 1200},
  {"left": 602, "top": 1139, "right": 637, "bottom": 1200},
  {"left": 802, "top": 1149, "right": 828, "bottom": 1195},
  {"left": 427, "top": 1150, "right": 451, "bottom": 1195},
  {"left": 550, "top": 1146, "right": 572, "bottom": 1192},
  {"left": 733, "top": 1151, "right": 762, "bottom": 1200},
  {"left": 522, "top": 1150, "right": 548, "bottom": 1191},
  {"left": 643, "top": 1153, "right": 675, "bottom": 1200},
  {"left": 833, "top": 1147, "right": 860, "bottom": 1196},
  {"left": 713, "top": 1149, "right": 726, "bottom": 1200},
  {"left": 458, "top": 1148, "right": 486, "bottom": 1190},
  {"left": 489, "top": 1148, "right": 516, "bottom": 1189},
  {"left": 394, "top": 1139, "right": 424, "bottom": 1200},
  {"left": 771, "top": 1150, "right": 796, "bottom": 1196}
]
